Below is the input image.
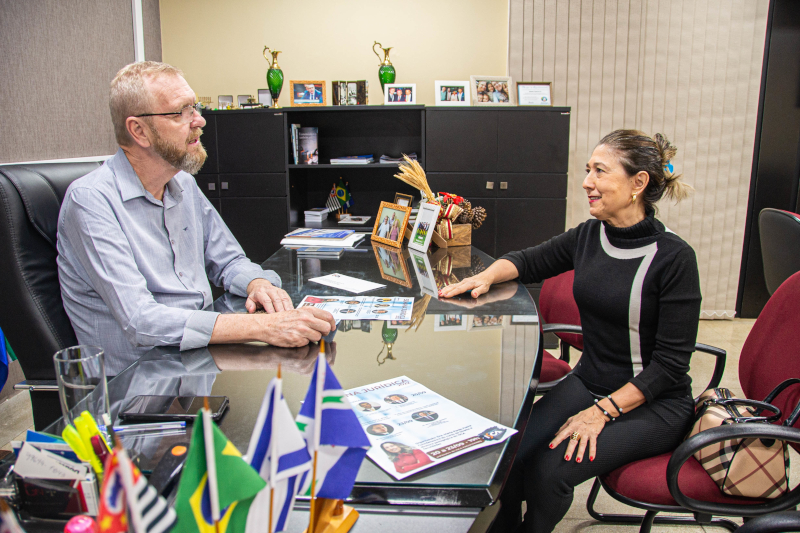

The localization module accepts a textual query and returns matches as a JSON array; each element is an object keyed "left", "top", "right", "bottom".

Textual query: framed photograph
[
  {"left": 372, "top": 242, "right": 412, "bottom": 288},
  {"left": 218, "top": 95, "right": 233, "bottom": 109},
  {"left": 385, "top": 319, "right": 411, "bottom": 329},
  {"left": 434, "top": 81, "right": 470, "bottom": 106},
  {"left": 257, "top": 89, "right": 273, "bottom": 107},
  {"left": 393, "top": 193, "right": 414, "bottom": 207},
  {"left": 372, "top": 201, "right": 412, "bottom": 248},
  {"left": 510, "top": 315, "right": 539, "bottom": 325},
  {"left": 469, "top": 76, "right": 515, "bottom": 106},
  {"left": 434, "top": 314, "right": 467, "bottom": 332},
  {"left": 290, "top": 80, "right": 327, "bottom": 107},
  {"left": 517, "top": 82, "right": 552, "bottom": 106},
  {"left": 384, "top": 83, "right": 417, "bottom": 105},
  {"left": 408, "top": 202, "right": 441, "bottom": 253},
  {"left": 408, "top": 249, "right": 438, "bottom": 298},
  {"left": 467, "top": 314, "right": 509, "bottom": 330},
  {"left": 237, "top": 95, "right": 251, "bottom": 107}
]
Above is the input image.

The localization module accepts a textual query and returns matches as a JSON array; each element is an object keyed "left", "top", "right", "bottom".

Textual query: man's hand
[
  {"left": 246, "top": 279, "right": 293, "bottom": 313},
  {"left": 260, "top": 306, "right": 336, "bottom": 347}
]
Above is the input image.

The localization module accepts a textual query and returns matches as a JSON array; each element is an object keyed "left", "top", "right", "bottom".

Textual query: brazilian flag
[
  {"left": 335, "top": 179, "right": 351, "bottom": 208},
  {"left": 173, "top": 415, "right": 266, "bottom": 533}
]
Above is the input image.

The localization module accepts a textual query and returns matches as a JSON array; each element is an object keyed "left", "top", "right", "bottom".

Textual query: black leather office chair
[
  {"left": 759, "top": 208, "right": 800, "bottom": 295},
  {"left": 0, "top": 162, "right": 101, "bottom": 429}
]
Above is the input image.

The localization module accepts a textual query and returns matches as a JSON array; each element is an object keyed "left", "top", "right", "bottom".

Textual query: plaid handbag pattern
[{"left": 689, "top": 388, "right": 788, "bottom": 499}]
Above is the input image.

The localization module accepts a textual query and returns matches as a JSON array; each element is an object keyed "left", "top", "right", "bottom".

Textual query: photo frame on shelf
[
  {"left": 510, "top": 315, "right": 539, "bottom": 325},
  {"left": 434, "top": 81, "right": 470, "bottom": 106},
  {"left": 257, "top": 89, "right": 273, "bottom": 107},
  {"left": 434, "top": 314, "right": 467, "bottom": 332},
  {"left": 218, "top": 95, "right": 234, "bottom": 109},
  {"left": 290, "top": 80, "right": 327, "bottom": 107},
  {"left": 237, "top": 95, "right": 251, "bottom": 107},
  {"left": 467, "top": 314, "right": 509, "bottom": 330},
  {"left": 408, "top": 202, "right": 441, "bottom": 253},
  {"left": 393, "top": 193, "right": 414, "bottom": 207},
  {"left": 517, "top": 82, "right": 552, "bottom": 106},
  {"left": 469, "top": 75, "right": 515, "bottom": 106},
  {"left": 408, "top": 249, "right": 437, "bottom": 298},
  {"left": 372, "top": 201, "right": 412, "bottom": 248},
  {"left": 384, "top": 83, "right": 417, "bottom": 105},
  {"left": 372, "top": 242, "right": 412, "bottom": 288}
]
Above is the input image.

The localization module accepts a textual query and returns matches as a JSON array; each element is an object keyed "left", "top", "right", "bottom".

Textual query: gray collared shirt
[{"left": 57, "top": 149, "right": 281, "bottom": 374}]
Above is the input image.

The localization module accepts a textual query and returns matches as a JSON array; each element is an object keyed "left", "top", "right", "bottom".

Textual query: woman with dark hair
[
  {"left": 380, "top": 442, "right": 433, "bottom": 474},
  {"left": 441, "top": 130, "right": 697, "bottom": 533}
]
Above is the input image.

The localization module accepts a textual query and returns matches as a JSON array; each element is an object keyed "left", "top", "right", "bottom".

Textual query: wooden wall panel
[{"left": 508, "top": 0, "right": 769, "bottom": 318}]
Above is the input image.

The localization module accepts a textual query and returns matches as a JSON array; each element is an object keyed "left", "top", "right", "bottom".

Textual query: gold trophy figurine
[
  {"left": 263, "top": 46, "right": 284, "bottom": 108},
  {"left": 372, "top": 41, "right": 396, "bottom": 94}
]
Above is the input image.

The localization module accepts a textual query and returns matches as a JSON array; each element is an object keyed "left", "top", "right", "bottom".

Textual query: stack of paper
[
  {"left": 281, "top": 228, "right": 366, "bottom": 248},
  {"left": 295, "top": 246, "right": 344, "bottom": 259},
  {"left": 304, "top": 207, "right": 329, "bottom": 222},
  {"left": 380, "top": 152, "right": 418, "bottom": 164},
  {"left": 331, "top": 155, "right": 374, "bottom": 164}
]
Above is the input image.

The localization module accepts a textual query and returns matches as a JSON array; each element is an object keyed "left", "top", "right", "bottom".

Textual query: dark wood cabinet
[{"left": 196, "top": 106, "right": 569, "bottom": 265}]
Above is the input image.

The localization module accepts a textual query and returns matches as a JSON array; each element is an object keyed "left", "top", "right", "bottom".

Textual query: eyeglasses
[{"left": 135, "top": 102, "right": 202, "bottom": 123}]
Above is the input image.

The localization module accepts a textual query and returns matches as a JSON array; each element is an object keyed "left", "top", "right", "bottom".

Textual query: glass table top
[{"left": 46, "top": 243, "right": 542, "bottom": 507}]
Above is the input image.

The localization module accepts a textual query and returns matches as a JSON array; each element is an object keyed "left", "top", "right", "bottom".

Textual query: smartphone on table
[{"left": 118, "top": 395, "right": 229, "bottom": 422}]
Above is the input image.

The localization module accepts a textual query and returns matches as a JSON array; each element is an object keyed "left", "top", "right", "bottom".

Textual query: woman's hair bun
[{"left": 653, "top": 133, "right": 692, "bottom": 202}]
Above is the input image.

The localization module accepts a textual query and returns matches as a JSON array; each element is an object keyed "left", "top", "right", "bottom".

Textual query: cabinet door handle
[
  {"left": 221, "top": 182, "right": 229, "bottom": 190},
  {"left": 486, "top": 181, "right": 494, "bottom": 190},
  {"left": 208, "top": 183, "right": 216, "bottom": 191},
  {"left": 500, "top": 182, "right": 508, "bottom": 190}
]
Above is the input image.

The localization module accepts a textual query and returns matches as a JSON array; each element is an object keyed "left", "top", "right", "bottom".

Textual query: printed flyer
[
  {"left": 344, "top": 376, "right": 517, "bottom": 479},
  {"left": 298, "top": 296, "right": 414, "bottom": 321}
]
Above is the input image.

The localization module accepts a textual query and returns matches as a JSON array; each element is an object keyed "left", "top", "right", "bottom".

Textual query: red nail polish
[
  {"left": 590, "top": 456, "right": 594, "bottom": 462},
  {"left": 576, "top": 458, "right": 581, "bottom": 463},
  {"left": 565, "top": 455, "right": 570, "bottom": 461},
  {"left": 549, "top": 444, "right": 554, "bottom": 449}
]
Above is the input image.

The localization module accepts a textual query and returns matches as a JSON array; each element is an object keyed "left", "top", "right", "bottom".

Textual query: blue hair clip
[{"left": 664, "top": 160, "right": 674, "bottom": 173}]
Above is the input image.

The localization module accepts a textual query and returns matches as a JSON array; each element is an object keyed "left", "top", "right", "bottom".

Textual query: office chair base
[{"left": 587, "top": 478, "right": 739, "bottom": 533}]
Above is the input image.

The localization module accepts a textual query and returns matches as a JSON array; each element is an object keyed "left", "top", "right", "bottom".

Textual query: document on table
[
  {"left": 308, "top": 273, "right": 385, "bottom": 293},
  {"left": 344, "top": 376, "right": 517, "bottom": 480},
  {"left": 298, "top": 296, "right": 414, "bottom": 321}
]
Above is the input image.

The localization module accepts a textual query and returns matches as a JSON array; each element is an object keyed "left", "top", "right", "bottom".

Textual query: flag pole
[
  {"left": 202, "top": 398, "right": 221, "bottom": 533},
  {"left": 308, "top": 342, "right": 326, "bottom": 533},
  {"left": 269, "top": 364, "right": 282, "bottom": 533}
]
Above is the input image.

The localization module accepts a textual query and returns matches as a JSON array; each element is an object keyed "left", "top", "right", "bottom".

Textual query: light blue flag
[
  {"left": 295, "top": 355, "right": 370, "bottom": 500},
  {"left": 0, "top": 328, "right": 8, "bottom": 395},
  {"left": 245, "top": 377, "right": 311, "bottom": 533}
]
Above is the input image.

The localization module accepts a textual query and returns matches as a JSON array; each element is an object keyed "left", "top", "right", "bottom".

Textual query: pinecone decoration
[
  {"left": 471, "top": 206, "right": 487, "bottom": 229},
  {"left": 457, "top": 200, "right": 473, "bottom": 224}
]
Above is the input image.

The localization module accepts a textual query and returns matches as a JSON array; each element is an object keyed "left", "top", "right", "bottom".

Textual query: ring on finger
[{"left": 570, "top": 432, "right": 580, "bottom": 441}]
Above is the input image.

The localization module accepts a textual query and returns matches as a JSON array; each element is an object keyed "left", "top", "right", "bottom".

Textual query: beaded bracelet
[
  {"left": 593, "top": 399, "right": 616, "bottom": 421},
  {"left": 606, "top": 395, "right": 624, "bottom": 416}
]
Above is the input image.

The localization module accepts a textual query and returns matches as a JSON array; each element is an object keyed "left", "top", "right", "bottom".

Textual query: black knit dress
[{"left": 494, "top": 212, "right": 701, "bottom": 533}]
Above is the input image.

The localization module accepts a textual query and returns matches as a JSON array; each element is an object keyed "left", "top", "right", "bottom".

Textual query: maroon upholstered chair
[
  {"left": 537, "top": 270, "right": 581, "bottom": 392},
  {"left": 586, "top": 271, "right": 800, "bottom": 533}
]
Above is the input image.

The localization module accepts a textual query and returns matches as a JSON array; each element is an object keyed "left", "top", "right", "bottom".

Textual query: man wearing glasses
[{"left": 57, "top": 61, "right": 334, "bottom": 374}]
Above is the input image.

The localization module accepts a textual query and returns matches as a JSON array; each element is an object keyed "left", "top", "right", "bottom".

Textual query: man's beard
[{"left": 150, "top": 127, "right": 207, "bottom": 175}]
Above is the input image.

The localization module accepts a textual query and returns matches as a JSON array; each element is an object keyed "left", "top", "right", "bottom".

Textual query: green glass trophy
[
  {"left": 262, "top": 46, "right": 283, "bottom": 108},
  {"left": 373, "top": 41, "right": 396, "bottom": 95}
]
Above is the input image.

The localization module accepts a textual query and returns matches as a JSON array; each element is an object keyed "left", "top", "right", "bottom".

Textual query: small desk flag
[
  {"left": 296, "top": 354, "right": 370, "bottom": 499},
  {"left": 173, "top": 415, "right": 266, "bottom": 533},
  {"left": 245, "top": 376, "right": 311, "bottom": 533},
  {"left": 0, "top": 327, "right": 8, "bottom": 395},
  {"left": 98, "top": 449, "right": 176, "bottom": 533},
  {"left": 326, "top": 186, "right": 340, "bottom": 213}
]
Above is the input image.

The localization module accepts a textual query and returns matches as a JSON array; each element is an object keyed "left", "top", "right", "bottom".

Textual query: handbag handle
[
  {"left": 701, "top": 398, "right": 782, "bottom": 423},
  {"left": 759, "top": 378, "right": 800, "bottom": 426}
]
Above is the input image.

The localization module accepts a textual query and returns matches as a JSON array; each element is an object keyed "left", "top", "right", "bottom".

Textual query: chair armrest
[
  {"left": 14, "top": 380, "right": 59, "bottom": 392},
  {"left": 694, "top": 342, "right": 727, "bottom": 390},
  {"left": 667, "top": 424, "right": 800, "bottom": 517},
  {"left": 541, "top": 324, "right": 583, "bottom": 336},
  {"left": 734, "top": 511, "right": 800, "bottom": 533}
]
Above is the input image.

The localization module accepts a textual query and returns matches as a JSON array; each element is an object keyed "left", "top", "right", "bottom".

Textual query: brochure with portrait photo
[{"left": 345, "top": 376, "right": 517, "bottom": 480}]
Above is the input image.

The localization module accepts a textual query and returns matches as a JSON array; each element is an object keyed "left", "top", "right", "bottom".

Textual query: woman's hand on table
[
  {"left": 441, "top": 281, "right": 518, "bottom": 309},
  {"left": 549, "top": 404, "right": 608, "bottom": 463},
  {"left": 439, "top": 272, "right": 494, "bottom": 299}
]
